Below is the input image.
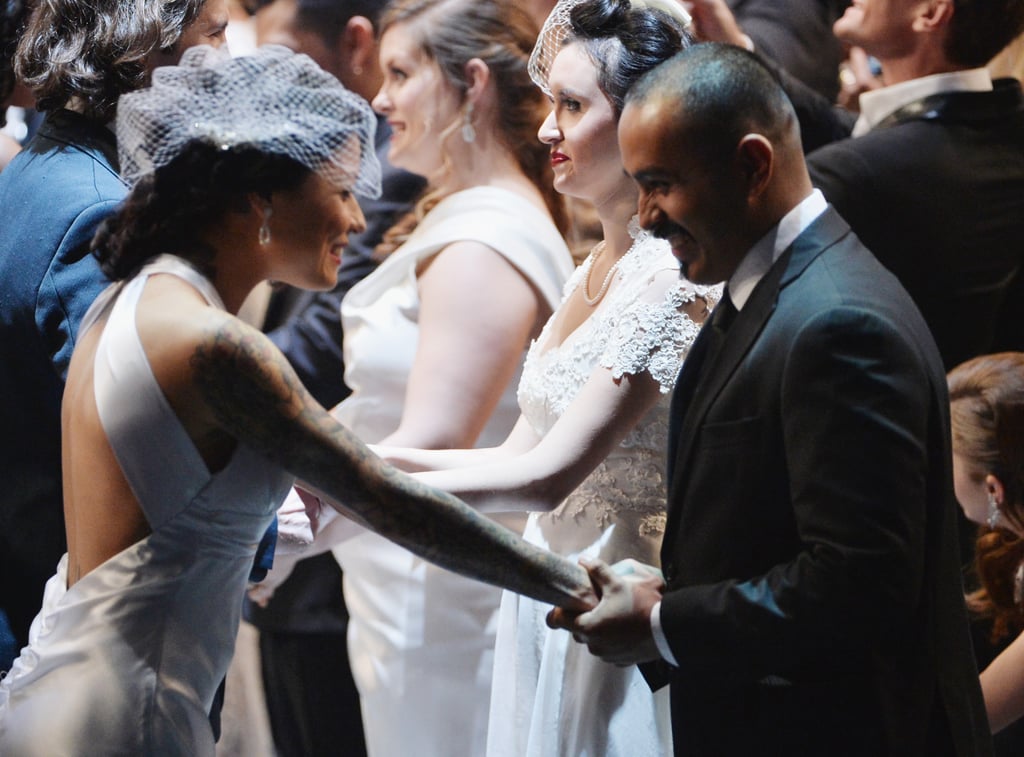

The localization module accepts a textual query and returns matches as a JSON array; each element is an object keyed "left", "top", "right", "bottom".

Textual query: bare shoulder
[{"left": 418, "top": 239, "right": 524, "bottom": 286}]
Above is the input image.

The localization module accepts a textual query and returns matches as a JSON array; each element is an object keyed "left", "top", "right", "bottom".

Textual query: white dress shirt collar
[
  {"left": 726, "top": 189, "right": 828, "bottom": 311},
  {"left": 852, "top": 68, "right": 993, "bottom": 137}
]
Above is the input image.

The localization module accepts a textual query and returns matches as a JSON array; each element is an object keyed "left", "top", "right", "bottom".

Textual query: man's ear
[
  {"left": 912, "top": 0, "right": 954, "bottom": 34},
  {"left": 342, "top": 15, "right": 377, "bottom": 77},
  {"left": 736, "top": 133, "right": 773, "bottom": 200}
]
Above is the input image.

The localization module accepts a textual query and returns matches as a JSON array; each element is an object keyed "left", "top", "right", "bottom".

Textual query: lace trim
[
  {"left": 516, "top": 218, "right": 724, "bottom": 539},
  {"left": 548, "top": 449, "right": 670, "bottom": 535},
  {"left": 519, "top": 221, "right": 721, "bottom": 437}
]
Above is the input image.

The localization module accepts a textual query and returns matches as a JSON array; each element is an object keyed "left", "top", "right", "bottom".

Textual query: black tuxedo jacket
[
  {"left": 793, "top": 77, "right": 1024, "bottom": 370},
  {"left": 658, "top": 208, "right": 991, "bottom": 755}
]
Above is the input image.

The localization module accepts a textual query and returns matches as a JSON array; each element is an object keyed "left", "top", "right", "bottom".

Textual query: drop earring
[
  {"left": 259, "top": 207, "right": 272, "bottom": 246},
  {"left": 987, "top": 490, "right": 1002, "bottom": 529},
  {"left": 461, "top": 103, "right": 476, "bottom": 144}
]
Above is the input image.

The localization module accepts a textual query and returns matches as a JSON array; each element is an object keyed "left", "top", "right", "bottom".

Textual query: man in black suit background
[
  {"left": 687, "top": 0, "right": 1024, "bottom": 371},
  {"left": 550, "top": 43, "right": 990, "bottom": 755},
  {"left": 241, "top": 2, "right": 424, "bottom": 755}
]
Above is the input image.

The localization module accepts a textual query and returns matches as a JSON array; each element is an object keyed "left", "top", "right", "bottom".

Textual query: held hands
[{"left": 547, "top": 557, "right": 666, "bottom": 666}]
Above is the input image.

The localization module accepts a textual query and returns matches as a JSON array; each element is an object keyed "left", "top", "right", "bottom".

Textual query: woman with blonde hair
[{"left": 308, "top": 1, "right": 576, "bottom": 754}]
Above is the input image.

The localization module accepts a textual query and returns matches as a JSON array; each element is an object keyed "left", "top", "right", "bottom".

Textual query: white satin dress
[
  {"left": 486, "top": 224, "right": 720, "bottom": 757},
  {"left": 0, "top": 256, "right": 291, "bottom": 756},
  {"left": 331, "top": 186, "right": 574, "bottom": 757}
]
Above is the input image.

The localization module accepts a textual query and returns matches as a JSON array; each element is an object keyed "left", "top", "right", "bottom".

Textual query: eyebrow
[{"left": 554, "top": 86, "right": 586, "bottom": 100}]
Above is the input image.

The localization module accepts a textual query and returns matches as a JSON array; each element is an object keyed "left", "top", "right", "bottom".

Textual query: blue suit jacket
[{"left": 0, "top": 111, "right": 121, "bottom": 633}]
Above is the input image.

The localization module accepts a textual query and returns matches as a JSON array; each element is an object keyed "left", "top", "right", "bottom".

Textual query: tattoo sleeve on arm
[{"left": 191, "top": 317, "right": 592, "bottom": 610}]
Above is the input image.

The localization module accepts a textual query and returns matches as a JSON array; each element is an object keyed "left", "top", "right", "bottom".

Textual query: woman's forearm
[{"left": 192, "top": 316, "right": 593, "bottom": 610}]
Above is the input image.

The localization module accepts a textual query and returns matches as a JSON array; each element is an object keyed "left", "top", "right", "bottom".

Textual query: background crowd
[{"left": 1, "top": 0, "right": 1023, "bottom": 755}]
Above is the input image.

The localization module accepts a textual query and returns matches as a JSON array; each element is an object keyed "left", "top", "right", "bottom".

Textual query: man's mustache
[{"left": 649, "top": 219, "right": 685, "bottom": 241}]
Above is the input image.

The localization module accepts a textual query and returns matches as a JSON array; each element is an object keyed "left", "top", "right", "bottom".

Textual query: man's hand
[
  {"left": 681, "top": 0, "right": 750, "bottom": 47},
  {"left": 547, "top": 557, "right": 666, "bottom": 666},
  {"left": 837, "top": 46, "right": 883, "bottom": 111}
]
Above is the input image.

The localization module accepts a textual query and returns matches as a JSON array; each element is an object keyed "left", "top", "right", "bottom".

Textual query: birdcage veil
[
  {"left": 528, "top": 0, "right": 692, "bottom": 95},
  {"left": 116, "top": 44, "right": 382, "bottom": 198}
]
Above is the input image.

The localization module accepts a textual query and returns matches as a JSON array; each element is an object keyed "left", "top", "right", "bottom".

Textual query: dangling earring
[
  {"left": 461, "top": 103, "right": 476, "bottom": 144},
  {"left": 1014, "top": 560, "right": 1024, "bottom": 605},
  {"left": 259, "top": 206, "right": 273, "bottom": 246},
  {"left": 986, "top": 490, "right": 1002, "bottom": 529}
]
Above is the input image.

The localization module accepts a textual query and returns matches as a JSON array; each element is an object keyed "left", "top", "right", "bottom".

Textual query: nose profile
[
  {"left": 371, "top": 88, "right": 390, "bottom": 116},
  {"left": 350, "top": 200, "right": 367, "bottom": 235},
  {"left": 537, "top": 109, "right": 561, "bottom": 145}
]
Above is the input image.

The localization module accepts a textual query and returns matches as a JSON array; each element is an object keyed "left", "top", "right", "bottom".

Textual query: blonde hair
[{"left": 375, "top": 0, "right": 567, "bottom": 257}]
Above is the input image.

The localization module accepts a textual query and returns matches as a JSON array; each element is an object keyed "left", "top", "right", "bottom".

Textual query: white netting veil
[
  {"left": 528, "top": 0, "right": 692, "bottom": 95},
  {"left": 116, "top": 45, "right": 382, "bottom": 198}
]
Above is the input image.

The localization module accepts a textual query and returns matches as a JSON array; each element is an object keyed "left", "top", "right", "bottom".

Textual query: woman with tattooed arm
[{"left": 0, "top": 45, "right": 590, "bottom": 757}]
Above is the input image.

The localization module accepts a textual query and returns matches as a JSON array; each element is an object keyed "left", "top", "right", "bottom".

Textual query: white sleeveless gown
[
  {"left": 331, "top": 186, "right": 575, "bottom": 757},
  {"left": 0, "top": 256, "right": 292, "bottom": 756}
]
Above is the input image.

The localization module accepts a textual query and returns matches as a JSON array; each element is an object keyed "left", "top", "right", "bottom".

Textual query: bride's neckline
[{"left": 536, "top": 218, "right": 649, "bottom": 357}]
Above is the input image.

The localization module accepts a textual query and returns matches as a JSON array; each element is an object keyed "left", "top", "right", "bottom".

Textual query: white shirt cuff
[{"left": 650, "top": 600, "right": 679, "bottom": 666}]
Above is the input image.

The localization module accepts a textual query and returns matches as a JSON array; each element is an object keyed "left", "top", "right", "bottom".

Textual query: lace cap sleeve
[{"left": 600, "top": 240, "right": 722, "bottom": 392}]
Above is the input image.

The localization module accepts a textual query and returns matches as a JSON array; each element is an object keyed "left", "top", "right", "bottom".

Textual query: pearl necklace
[{"left": 581, "top": 240, "right": 621, "bottom": 306}]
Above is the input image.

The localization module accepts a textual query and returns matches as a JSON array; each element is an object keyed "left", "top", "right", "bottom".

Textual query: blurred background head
[
  {"left": 249, "top": 0, "right": 388, "bottom": 101},
  {"left": 14, "top": 0, "right": 228, "bottom": 122}
]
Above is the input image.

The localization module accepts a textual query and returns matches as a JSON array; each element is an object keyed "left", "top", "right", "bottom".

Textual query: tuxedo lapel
[{"left": 663, "top": 208, "right": 854, "bottom": 544}]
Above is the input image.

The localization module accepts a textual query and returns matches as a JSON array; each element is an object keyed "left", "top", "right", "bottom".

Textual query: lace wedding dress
[
  {"left": 0, "top": 256, "right": 291, "bottom": 755},
  {"left": 486, "top": 223, "right": 719, "bottom": 757}
]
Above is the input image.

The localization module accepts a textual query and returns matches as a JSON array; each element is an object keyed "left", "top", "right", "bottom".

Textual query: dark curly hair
[
  {"left": 14, "top": 0, "right": 205, "bottom": 122},
  {"left": 1, "top": 0, "right": 30, "bottom": 118},
  {"left": 374, "top": 0, "right": 566, "bottom": 256},
  {"left": 567, "top": 0, "right": 694, "bottom": 117},
  {"left": 946, "top": 0, "right": 1024, "bottom": 68},
  {"left": 949, "top": 352, "right": 1024, "bottom": 641},
  {"left": 92, "top": 141, "right": 310, "bottom": 281}
]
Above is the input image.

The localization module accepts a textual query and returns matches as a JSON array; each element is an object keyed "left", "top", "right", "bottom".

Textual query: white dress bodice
[{"left": 0, "top": 256, "right": 292, "bottom": 756}]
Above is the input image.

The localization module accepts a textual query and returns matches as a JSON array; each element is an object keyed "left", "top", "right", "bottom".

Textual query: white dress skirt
[{"left": 331, "top": 186, "right": 575, "bottom": 757}]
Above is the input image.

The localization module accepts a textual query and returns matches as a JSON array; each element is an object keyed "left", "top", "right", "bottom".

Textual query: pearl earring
[
  {"left": 986, "top": 490, "right": 1002, "bottom": 529},
  {"left": 259, "top": 207, "right": 272, "bottom": 246}
]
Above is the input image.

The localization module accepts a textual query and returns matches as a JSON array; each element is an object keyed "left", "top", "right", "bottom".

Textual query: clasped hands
[{"left": 547, "top": 557, "right": 666, "bottom": 667}]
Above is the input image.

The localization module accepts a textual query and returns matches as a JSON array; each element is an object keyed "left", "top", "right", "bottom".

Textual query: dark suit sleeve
[
  {"left": 38, "top": 200, "right": 118, "bottom": 380},
  {"left": 729, "top": 0, "right": 846, "bottom": 101},
  {"left": 759, "top": 55, "right": 856, "bottom": 154},
  {"left": 659, "top": 306, "right": 933, "bottom": 683},
  {"left": 806, "top": 142, "right": 880, "bottom": 241},
  {"left": 266, "top": 252, "right": 376, "bottom": 409}
]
